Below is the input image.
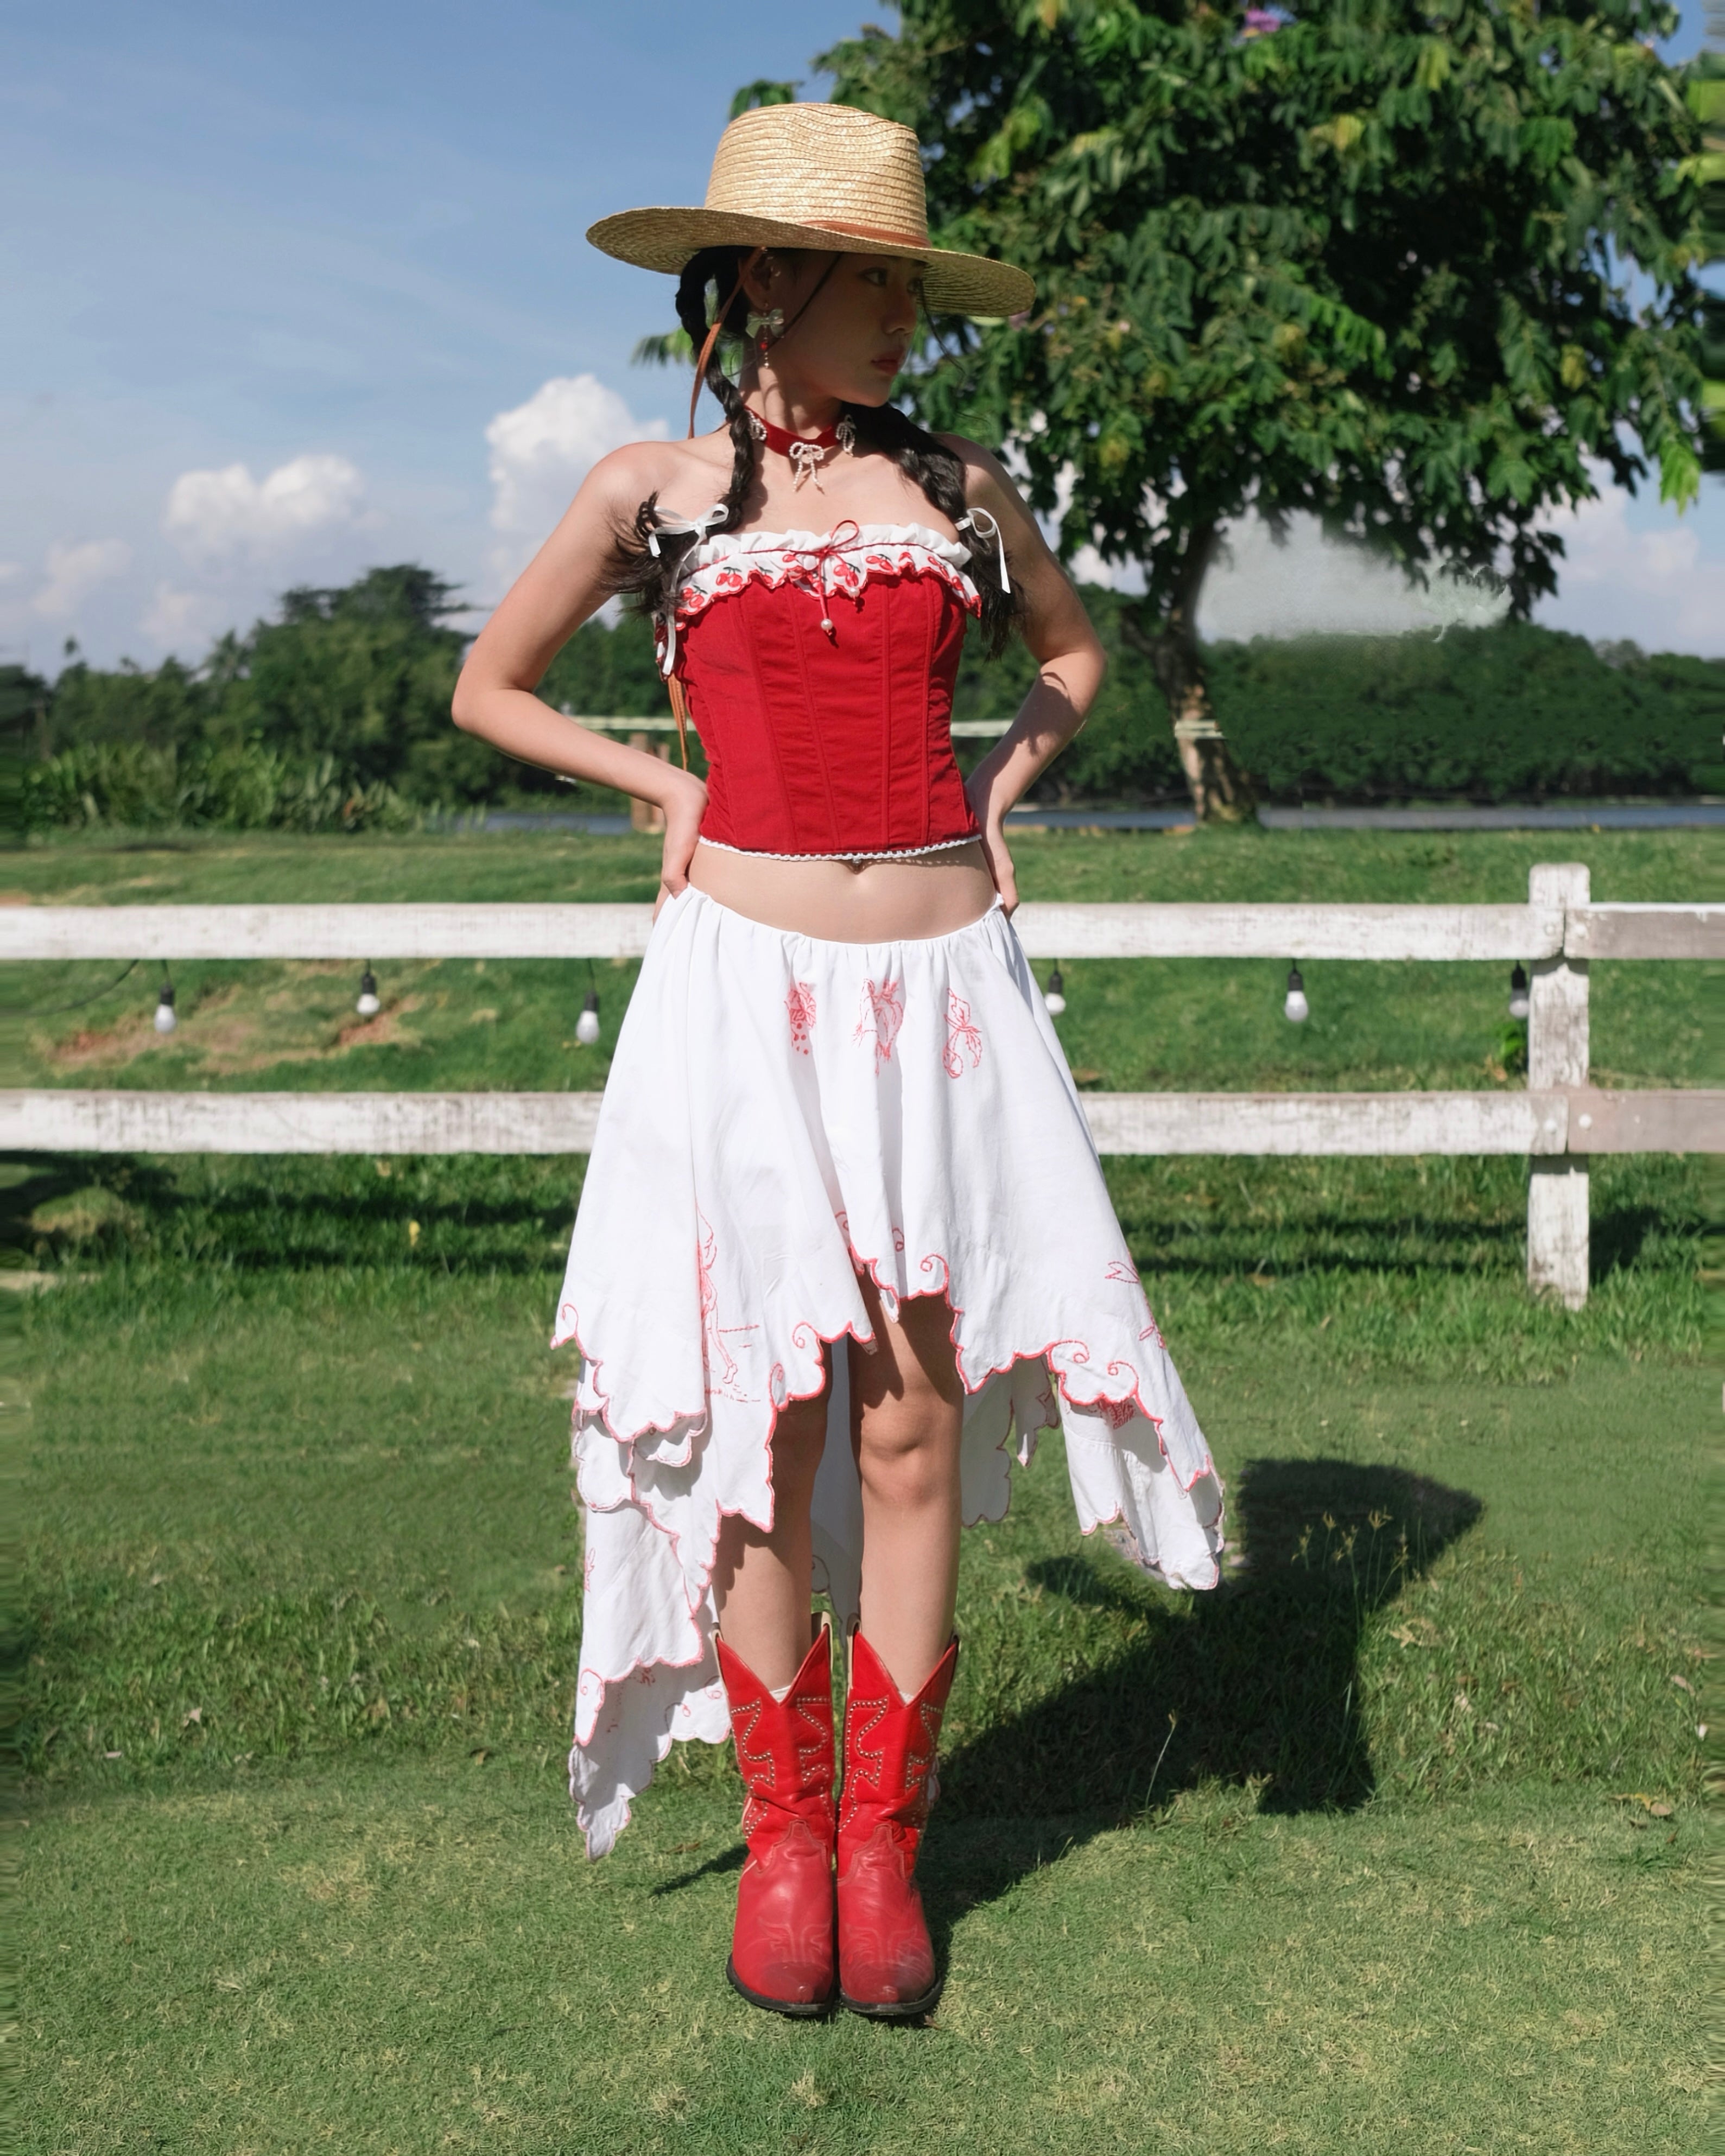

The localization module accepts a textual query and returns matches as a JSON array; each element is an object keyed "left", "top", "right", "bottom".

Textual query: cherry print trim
[{"left": 671, "top": 523, "right": 982, "bottom": 629}]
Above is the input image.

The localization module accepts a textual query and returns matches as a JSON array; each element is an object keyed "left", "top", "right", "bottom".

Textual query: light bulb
[
  {"left": 154, "top": 982, "right": 177, "bottom": 1034},
  {"left": 1283, "top": 965, "right": 1308, "bottom": 1024},
  {"left": 575, "top": 990, "right": 601, "bottom": 1046},
  {"left": 1043, "top": 966, "right": 1067, "bottom": 1017},
  {"left": 355, "top": 966, "right": 380, "bottom": 1018},
  {"left": 1507, "top": 964, "right": 1529, "bottom": 1022}
]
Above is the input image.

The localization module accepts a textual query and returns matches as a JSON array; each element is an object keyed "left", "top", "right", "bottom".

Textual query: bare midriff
[{"left": 687, "top": 839, "right": 998, "bottom": 943}]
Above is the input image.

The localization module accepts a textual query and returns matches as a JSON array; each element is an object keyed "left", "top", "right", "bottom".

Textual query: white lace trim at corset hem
[
  {"left": 551, "top": 885, "right": 1227, "bottom": 1858},
  {"left": 697, "top": 832, "right": 980, "bottom": 863}
]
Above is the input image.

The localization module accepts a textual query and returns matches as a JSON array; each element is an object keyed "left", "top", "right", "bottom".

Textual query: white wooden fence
[{"left": 5, "top": 862, "right": 1718, "bottom": 1308}]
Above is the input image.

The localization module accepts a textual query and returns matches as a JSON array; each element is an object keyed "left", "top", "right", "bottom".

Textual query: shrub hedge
[{"left": 10, "top": 563, "right": 1721, "bottom": 834}]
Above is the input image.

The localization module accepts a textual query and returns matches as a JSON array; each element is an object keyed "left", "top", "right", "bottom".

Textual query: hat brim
[{"left": 587, "top": 208, "right": 1034, "bottom": 320}]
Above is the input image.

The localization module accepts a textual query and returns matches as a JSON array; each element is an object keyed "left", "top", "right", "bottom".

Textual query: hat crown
[{"left": 703, "top": 103, "right": 930, "bottom": 249}]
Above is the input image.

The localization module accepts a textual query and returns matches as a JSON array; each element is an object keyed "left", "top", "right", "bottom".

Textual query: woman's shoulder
[
  {"left": 587, "top": 430, "right": 734, "bottom": 513},
  {"left": 933, "top": 433, "right": 1020, "bottom": 507}
]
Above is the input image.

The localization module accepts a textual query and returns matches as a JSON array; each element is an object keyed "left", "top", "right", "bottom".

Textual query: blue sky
[{"left": 3, "top": 1, "right": 1719, "bottom": 673}]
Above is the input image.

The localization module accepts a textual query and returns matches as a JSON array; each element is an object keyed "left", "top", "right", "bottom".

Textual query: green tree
[
  {"left": 1684, "top": 35, "right": 1725, "bottom": 466},
  {"left": 819, "top": 0, "right": 1708, "bottom": 819},
  {"left": 227, "top": 565, "right": 479, "bottom": 802}
]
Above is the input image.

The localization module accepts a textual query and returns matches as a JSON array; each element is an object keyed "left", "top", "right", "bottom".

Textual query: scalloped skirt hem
[{"left": 553, "top": 885, "right": 1226, "bottom": 1859}]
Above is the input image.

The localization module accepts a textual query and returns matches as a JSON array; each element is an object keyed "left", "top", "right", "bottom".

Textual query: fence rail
[
  {"left": 5, "top": 863, "right": 1718, "bottom": 1308},
  {"left": 7, "top": 899, "right": 1718, "bottom": 964}
]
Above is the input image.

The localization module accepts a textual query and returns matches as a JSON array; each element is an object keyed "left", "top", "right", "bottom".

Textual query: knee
[
  {"left": 768, "top": 1392, "right": 828, "bottom": 1505},
  {"left": 856, "top": 1405, "right": 959, "bottom": 1512}
]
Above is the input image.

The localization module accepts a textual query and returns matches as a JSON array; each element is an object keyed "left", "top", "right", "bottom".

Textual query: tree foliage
[
  {"left": 28, "top": 567, "right": 496, "bottom": 807},
  {"left": 817, "top": 0, "right": 1708, "bottom": 813},
  {"left": 1684, "top": 42, "right": 1725, "bottom": 466}
]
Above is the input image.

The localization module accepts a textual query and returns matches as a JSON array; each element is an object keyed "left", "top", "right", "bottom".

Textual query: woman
[{"left": 453, "top": 101, "right": 1224, "bottom": 2023}]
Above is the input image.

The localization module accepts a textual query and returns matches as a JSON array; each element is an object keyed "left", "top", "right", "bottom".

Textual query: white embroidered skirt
[{"left": 553, "top": 884, "right": 1225, "bottom": 1856}]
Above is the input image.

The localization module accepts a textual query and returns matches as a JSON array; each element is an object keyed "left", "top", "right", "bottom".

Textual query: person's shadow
[{"left": 921, "top": 1455, "right": 1481, "bottom": 1956}]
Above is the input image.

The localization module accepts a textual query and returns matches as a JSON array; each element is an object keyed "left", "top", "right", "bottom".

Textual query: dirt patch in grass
[
  {"left": 36, "top": 982, "right": 428, "bottom": 1077},
  {"left": 333, "top": 997, "right": 423, "bottom": 1054},
  {"left": 41, "top": 1011, "right": 163, "bottom": 1069}
]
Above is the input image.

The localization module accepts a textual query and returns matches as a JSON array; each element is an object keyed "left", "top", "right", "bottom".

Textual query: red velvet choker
[
  {"left": 751, "top": 410, "right": 841, "bottom": 456},
  {"left": 746, "top": 407, "right": 855, "bottom": 487}
]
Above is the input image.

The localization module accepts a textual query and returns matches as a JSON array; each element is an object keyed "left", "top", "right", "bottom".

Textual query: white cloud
[
  {"left": 141, "top": 581, "right": 226, "bottom": 648},
  {"left": 0, "top": 561, "right": 21, "bottom": 585},
  {"left": 163, "top": 452, "right": 365, "bottom": 568},
  {"left": 1534, "top": 480, "right": 1724, "bottom": 656},
  {"left": 485, "top": 374, "right": 666, "bottom": 577},
  {"left": 31, "top": 537, "right": 133, "bottom": 619}
]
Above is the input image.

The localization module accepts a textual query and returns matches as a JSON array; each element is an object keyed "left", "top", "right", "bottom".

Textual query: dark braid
[
  {"left": 838, "top": 399, "right": 1018, "bottom": 657},
  {"left": 609, "top": 245, "right": 1018, "bottom": 660},
  {"left": 606, "top": 247, "right": 758, "bottom": 651}
]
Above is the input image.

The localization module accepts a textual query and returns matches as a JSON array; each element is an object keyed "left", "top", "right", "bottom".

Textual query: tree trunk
[{"left": 1122, "top": 521, "right": 1256, "bottom": 824}]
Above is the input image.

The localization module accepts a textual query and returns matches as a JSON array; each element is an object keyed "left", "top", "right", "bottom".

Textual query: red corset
[{"left": 669, "top": 523, "right": 983, "bottom": 860}]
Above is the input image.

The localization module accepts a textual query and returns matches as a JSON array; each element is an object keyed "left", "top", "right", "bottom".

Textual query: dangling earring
[{"left": 747, "top": 306, "right": 786, "bottom": 357}]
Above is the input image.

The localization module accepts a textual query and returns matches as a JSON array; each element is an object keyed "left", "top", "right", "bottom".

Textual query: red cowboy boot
[
  {"left": 715, "top": 1623, "right": 837, "bottom": 2016},
  {"left": 836, "top": 1629, "right": 959, "bottom": 2018}
]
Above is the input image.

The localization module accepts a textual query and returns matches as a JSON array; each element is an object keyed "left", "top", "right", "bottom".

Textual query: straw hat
[{"left": 587, "top": 102, "right": 1034, "bottom": 320}]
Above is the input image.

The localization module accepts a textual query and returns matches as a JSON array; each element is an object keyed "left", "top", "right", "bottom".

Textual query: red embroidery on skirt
[
  {"left": 1096, "top": 1397, "right": 1137, "bottom": 1430},
  {"left": 854, "top": 977, "right": 904, "bottom": 1069},
  {"left": 942, "top": 989, "right": 983, "bottom": 1077},
  {"left": 695, "top": 1210, "right": 745, "bottom": 1399},
  {"left": 786, "top": 980, "right": 817, "bottom": 1054},
  {"left": 1106, "top": 1257, "right": 1166, "bottom": 1347}
]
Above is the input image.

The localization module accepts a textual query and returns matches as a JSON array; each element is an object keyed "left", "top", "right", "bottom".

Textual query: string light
[
  {"left": 355, "top": 966, "right": 381, "bottom": 1018},
  {"left": 1043, "top": 966, "right": 1067, "bottom": 1017},
  {"left": 1507, "top": 964, "right": 1530, "bottom": 1021},
  {"left": 1283, "top": 965, "right": 1309, "bottom": 1024},
  {"left": 154, "top": 975, "right": 177, "bottom": 1034},
  {"left": 575, "top": 955, "right": 602, "bottom": 1047}
]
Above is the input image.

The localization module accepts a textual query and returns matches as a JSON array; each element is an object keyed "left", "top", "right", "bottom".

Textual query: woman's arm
[
  {"left": 939, "top": 437, "right": 1108, "bottom": 913},
  {"left": 451, "top": 443, "right": 709, "bottom": 899}
]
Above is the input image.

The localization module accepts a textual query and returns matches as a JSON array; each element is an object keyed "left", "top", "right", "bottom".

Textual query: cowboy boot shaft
[
  {"left": 838, "top": 1630, "right": 955, "bottom": 1850},
  {"left": 836, "top": 1631, "right": 958, "bottom": 2017},
  {"left": 720, "top": 1631, "right": 837, "bottom": 1847},
  {"left": 717, "top": 1626, "right": 838, "bottom": 2015}
]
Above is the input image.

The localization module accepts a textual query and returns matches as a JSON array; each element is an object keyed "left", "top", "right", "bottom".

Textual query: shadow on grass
[
  {"left": 923, "top": 1456, "right": 1481, "bottom": 1954},
  {"left": 1589, "top": 1201, "right": 1666, "bottom": 1278},
  {"left": 2, "top": 1152, "right": 582, "bottom": 1275}
]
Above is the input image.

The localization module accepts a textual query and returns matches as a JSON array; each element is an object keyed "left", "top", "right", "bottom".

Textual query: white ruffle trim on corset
[
  {"left": 673, "top": 520, "right": 982, "bottom": 627},
  {"left": 553, "top": 886, "right": 1226, "bottom": 1858}
]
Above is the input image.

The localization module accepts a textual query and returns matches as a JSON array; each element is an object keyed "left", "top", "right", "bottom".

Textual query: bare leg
[
  {"left": 849, "top": 1282, "right": 966, "bottom": 1700},
  {"left": 711, "top": 1352, "right": 831, "bottom": 1691}
]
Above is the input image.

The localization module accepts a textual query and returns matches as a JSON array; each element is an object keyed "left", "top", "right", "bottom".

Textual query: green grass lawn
[{"left": 9, "top": 827, "right": 1716, "bottom": 2153}]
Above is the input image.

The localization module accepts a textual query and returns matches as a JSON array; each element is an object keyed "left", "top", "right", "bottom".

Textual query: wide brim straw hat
[{"left": 587, "top": 102, "right": 1035, "bottom": 320}]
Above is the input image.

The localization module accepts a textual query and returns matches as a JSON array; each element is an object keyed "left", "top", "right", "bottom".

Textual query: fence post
[
  {"left": 626, "top": 734, "right": 669, "bottom": 833},
  {"left": 1526, "top": 862, "right": 1590, "bottom": 1307}
]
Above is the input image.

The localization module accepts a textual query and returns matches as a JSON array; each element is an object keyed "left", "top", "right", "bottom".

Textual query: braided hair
[{"left": 608, "top": 245, "right": 1018, "bottom": 662}]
